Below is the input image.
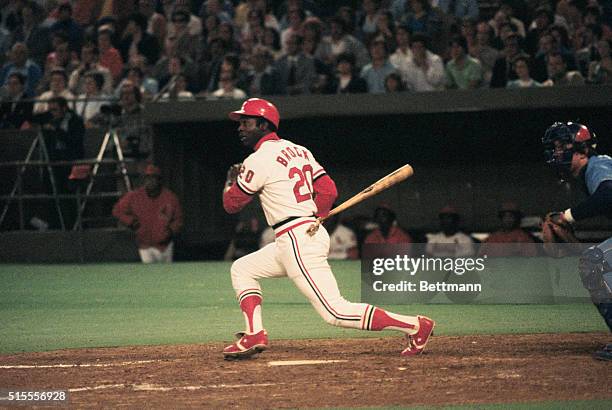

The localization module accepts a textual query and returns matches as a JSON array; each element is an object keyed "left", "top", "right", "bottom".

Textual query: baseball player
[
  {"left": 222, "top": 98, "right": 434, "bottom": 359},
  {"left": 113, "top": 164, "right": 183, "bottom": 263},
  {"left": 542, "top": 122, "right": 612, "bottom": 361}
]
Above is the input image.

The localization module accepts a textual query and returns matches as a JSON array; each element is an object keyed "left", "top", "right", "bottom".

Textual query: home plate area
[{"left": 0, "top": 333, "right": 609, "bottom": 408}]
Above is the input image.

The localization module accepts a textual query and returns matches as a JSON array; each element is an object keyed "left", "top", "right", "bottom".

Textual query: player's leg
[
  {"left": 138, "top": 247, "right": 155, "bottom": 263},
  {"left": 159, "top": 242, "right": 174, "bottom": 263},
  {"left": 224, "top": 242, "right": 286, "bottom": 359},
  {"left": 579, "top": 239, "right": 612, "bottom": 360},
  {"left": 277, "top": 225, "right": 434, "bottom": 355}
]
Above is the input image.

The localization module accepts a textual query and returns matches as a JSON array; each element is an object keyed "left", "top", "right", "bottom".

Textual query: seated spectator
[
  {"left": 402, "top": 33, "right": 445, "bottom": 92},
  {"left": 471, "top": 22, "right": 499, "bottom": 87},
  {"left": 360, "top": 38, "right": 398, "bottom": 94},
  {"left": 159, "top": 73, "right": 196, "bottom": 101},
  {"left": 168, "top": 9, "right": 201, "bottom": 63},
  {"left": 364, "top": 205, "right": 413, "bottom": 244},
  {"left": 34, "top": 69, "right": 75, "bottom": 114},
  {"left": 116, "top": 66, "right": 159, "bottom": 100},
  {"left": 119, "top": 13, "right": 160, "bottom": 70},
  {"left": 245, "top": 46, "right": 282, "bottom": 96},
  {"left": 588, "top": 39, "right": 612, "bottom": 84},
  {"left": 389, "top": 25, "right": 413, "bottom": 78},
  {"left": 384, "top": 72, "right": 405, "bottom": 92},
  {"left": 0, "top": 42, "right": 43, "bottom": 97},
  {"left": 497, "top": 2, "right": 525, "bottom": 38},
  {"left": 436, "top": 0, "right": 479, "bottom": 22},
  {"left": 97, "top": 28, "right": 124, "bottom": 84},
  {"left": 166, "top": 3, "right": 202, "bottom": 38},
  {"left": 531, "top": 30, "right": 577, "bottom": 83},
  {"left": 281, "top": 6, "right": 306, "bottom": 54},
  {"left": 357, "top": 0, "right": 382, "bottom": 42},
  {"left": 325, "top": 214, "right": 359, "bottom": 260},
  {"left": 506, "top": 56, "right": 542, "bottom": 88},
  {"left": 275, "top": 33, "right": 317, "bottom": 95},
  {"left": 68, "top": 43, "right": 113, "bottom": 95},
  {"left": 372, "top": 11, "right": 396, "bottom": 51},
  {"left": 425, "top": 205, "right": 475, "bottom": 257},
  {"left": 324, "top": 52, "right": 368, "bottom": 94},
  {"left": 263, "top": 27, "right": 283, "bottom": 60},
  {"left": 490, "top": 32, "right": 527, "bottom": 88},
  {"left": 13, "top": 1, "right": 52, "bottom": 69},
  {"left": 445, "top": 35, "right": 483, "bottom": 89},
  {"left": 400, "top": 0, "right": 444, "bottom": 52},
  {"left": 74, "top": 72, "right": 110, "bottom": 126},
  {"left": 116, "top": 82, "right": 149, "bottom": 159},
  {"left": 319, "top": 17, "right": 369, "bottom": 69},
  {"left": 525, "top": 6, "right": 554, "bottom": 56},
  {"left": 541, "top": 52, "right": 585, "bottom": 86},
  {"left": 50, "top": 2, "right": 83, "bottom": 54},
  {"left": 212, "top": 71, "right": 247, "bottom": 99},
  {"left": 0, "top": 73, "right": 33, "bottom": 129},
  {"left": 574, "top": 24, "right": 602, "bottom": 76},
  {"left": 479, "top": 202, "right": 537, "bottom": 257},
  {"left": 138, "top": 0, "right": 167, "bottom": 49},
  {"left": 42, "top": 36, "right": 79, "bottom": 92}
]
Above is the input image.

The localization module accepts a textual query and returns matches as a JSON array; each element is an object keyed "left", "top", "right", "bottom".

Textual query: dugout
[{"left": 1, "top": 86, "right": 612, "bottom": 262}]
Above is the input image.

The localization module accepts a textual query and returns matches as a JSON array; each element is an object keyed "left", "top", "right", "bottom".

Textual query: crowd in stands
[{"left": 0, "top": 0, "right": 610, "bottom": 131}]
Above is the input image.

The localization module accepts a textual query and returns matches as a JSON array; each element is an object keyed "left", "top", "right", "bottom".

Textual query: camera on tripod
[{"left": 99, "top": 103, "right": 122, "bottom": 127}]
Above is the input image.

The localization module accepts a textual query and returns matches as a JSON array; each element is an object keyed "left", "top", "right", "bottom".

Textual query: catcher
[{"left": 542, "top": 122, "right": 612, "bottom": 361}]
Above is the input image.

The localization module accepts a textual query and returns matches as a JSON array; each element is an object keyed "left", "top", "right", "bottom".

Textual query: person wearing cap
[
  {"left": 426, "top": 206, "right": 475, "bottom": 257},
  {"left": 364, "top": 204, "right": 412, "bottom": 244},
  {"left": 479, "top": 202, "right": 537, "bottom": 257},
  {"left": 112, "top": 164, "right": 183, "bottom": 263}
]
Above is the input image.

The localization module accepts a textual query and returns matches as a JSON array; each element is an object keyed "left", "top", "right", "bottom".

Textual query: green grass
[{"left": 0, "top": 261, "right": 607, "bottom": 354}]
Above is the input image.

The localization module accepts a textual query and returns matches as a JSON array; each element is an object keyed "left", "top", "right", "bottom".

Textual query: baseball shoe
[
  {"left": 401, "top": 316, "right": 435, "bottom": 357},
  {"left": 593, "top": 344, "right": 612, "bottom": 361},
  {"left": 223, "top": 330, "right": 268, "bottom": 360}
]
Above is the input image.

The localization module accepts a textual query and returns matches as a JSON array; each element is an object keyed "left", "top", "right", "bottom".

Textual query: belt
[{"left": 272, "top": 216, "right": 306, "bottom": 230}]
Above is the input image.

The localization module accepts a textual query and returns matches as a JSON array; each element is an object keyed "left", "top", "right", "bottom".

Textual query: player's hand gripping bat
[{"left": 306, "top": 164, "right": 414, "bottom": 236}]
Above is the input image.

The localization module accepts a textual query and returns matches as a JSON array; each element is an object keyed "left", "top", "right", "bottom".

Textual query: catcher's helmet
[
  {"left": 542, "top": 122, "right": 597, "bottom": 170},
  {"left": 229, "top": 98, "right": 280, "bottom": 129}
]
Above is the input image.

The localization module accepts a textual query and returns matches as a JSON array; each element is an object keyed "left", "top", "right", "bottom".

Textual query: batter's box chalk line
[{"left": 267, "top": 359, "right": 348, "bottom": 366}]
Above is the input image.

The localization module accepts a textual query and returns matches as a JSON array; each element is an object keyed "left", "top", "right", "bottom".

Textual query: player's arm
[
  {"left": 566, "top": 180, "right": 612, "bottom": 222},
  {"left": 312, "top": 173, "right": 338, "bottom": 218},
  {"left": 112, "top": 193, "right": 138, "bottom": 229},
  {"left": 223, "top": 163, "right": 254, "bottom": 214}
]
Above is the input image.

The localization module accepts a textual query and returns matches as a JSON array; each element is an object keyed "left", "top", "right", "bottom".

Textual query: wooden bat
[{"left": 306, "top": 164, "right": 414, "bottom": 236}]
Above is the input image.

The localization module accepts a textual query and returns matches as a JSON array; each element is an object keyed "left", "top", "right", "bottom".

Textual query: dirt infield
[{"left": 0, "top": 333, "right": 610, "bottom": 408}]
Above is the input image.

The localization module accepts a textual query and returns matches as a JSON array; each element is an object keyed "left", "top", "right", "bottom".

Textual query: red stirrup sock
[
  {"left": 368, "top": 307, "right": 418, "bottom": 334},
  {"left": 238, "top": 291, "right": 263, "bottom": 334}
]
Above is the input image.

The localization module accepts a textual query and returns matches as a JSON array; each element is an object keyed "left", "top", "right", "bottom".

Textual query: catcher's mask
[{"left": 542, "top": 122, "right": 597, "bottom": 174}]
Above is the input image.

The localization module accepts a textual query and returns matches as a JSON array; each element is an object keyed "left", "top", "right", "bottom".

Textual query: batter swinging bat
[{"left": 307, "top": 164, "right": 414, "bottom": 236}]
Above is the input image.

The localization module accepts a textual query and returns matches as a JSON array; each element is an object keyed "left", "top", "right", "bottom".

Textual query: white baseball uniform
[{"left": 228, "top": 133, "right": 420, "bottom": 333}]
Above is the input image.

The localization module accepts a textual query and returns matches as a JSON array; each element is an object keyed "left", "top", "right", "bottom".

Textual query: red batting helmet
[{"left": 229, "top": 98, "right": 280, "bottom": 129}]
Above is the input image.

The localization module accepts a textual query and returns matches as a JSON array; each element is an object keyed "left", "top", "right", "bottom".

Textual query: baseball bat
[{"left": 306, "top": 164, "right": 414, "bottom": 236}]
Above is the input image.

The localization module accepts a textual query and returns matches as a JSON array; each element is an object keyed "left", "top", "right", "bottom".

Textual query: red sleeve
[
  {"left": 223, "top": 183, "right": 254, "bottom": 214},
  {"left": 312, "top": 174, "right": 338, "bottom": 218},
  {"left": 112, "top": 192, "right": 136, "bottom": 227}
]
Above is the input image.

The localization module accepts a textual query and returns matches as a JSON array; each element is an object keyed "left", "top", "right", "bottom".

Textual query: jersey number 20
[{"left": 289, "top": 165, "right": 313, "bottom": 203}]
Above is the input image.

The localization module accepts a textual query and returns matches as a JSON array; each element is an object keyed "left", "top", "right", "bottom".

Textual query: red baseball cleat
[
  {"left": 223, "top": 330, "right": 268, "bottom": 360},
  {"left": 401, "top": 316, "right": 435, "bottom": 357}
]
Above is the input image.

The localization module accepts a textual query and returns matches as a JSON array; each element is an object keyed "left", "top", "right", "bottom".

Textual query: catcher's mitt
[{"left": 542, "top": 212, "right": 577, "bottom": 243}]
